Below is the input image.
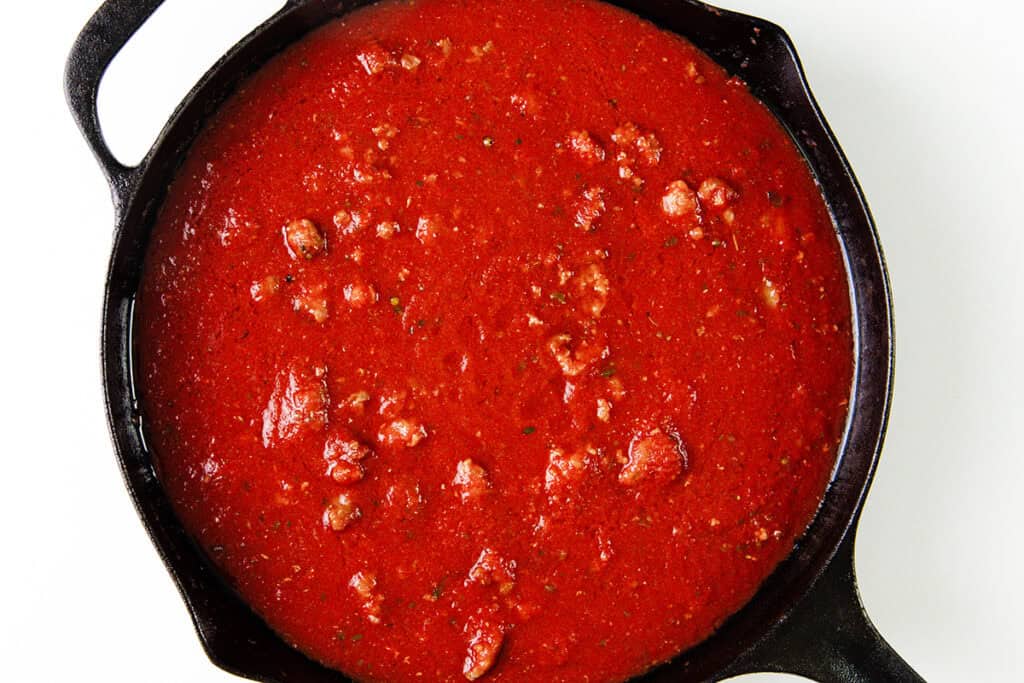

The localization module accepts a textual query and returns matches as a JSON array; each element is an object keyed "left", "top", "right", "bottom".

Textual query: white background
[{"left": 1, "top": 0, "right": 1020, "bottom": 681}]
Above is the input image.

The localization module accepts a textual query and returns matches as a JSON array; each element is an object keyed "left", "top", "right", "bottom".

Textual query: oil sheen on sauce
[{"left": 136, "top": 0, "right": 854, "bottom": 681}]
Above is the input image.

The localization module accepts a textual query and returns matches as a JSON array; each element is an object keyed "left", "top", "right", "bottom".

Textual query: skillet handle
[
  {"left": 722, "top": 530, "right": 925, "bottom": 682},
  {"left": 64, "top": 0, "right": 166, "bottom": 207}
]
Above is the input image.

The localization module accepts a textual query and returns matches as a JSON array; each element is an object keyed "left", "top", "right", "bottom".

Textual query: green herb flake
[
  {"left": 336, "top": 631, "right": 346, "bottom": 641},
  {"left": 663, "top": 235, "right": 679, "bottom": 247},
  {"left": 515, "top": 137, "right": 523, "bottom": 145},
  {"left": 544, "top": 584, "right": 557, "bottom": 593},
  {"left": 550, "top": 291, "right": 567, "bottom": 304},
  {"left": 389, "top": 296, "right": 403, "bottom": 314},
  {"left": 522, "top": 426, "right": 536, "bottom": 435},
  {"left": 350, "top": 634, "right": 363, "bottom": 643},
  {"left": 600, "top": 366, "right": 616, "bottom": 378}
]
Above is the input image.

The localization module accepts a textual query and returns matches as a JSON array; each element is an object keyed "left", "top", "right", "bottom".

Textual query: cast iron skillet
[{"left": 67, "top": 1, "right": 924, "bottom": 681}]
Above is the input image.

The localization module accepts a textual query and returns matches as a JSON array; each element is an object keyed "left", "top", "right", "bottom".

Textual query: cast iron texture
[{"left": 66, "top": 1, "right": 924, "bottom": 681}]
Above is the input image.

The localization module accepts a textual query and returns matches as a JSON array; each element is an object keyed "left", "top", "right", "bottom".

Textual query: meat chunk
[
  {"left": 547, "top": 333, "right": 608, "bottom": 377},
  {"left": 467, "top": 548, "right": 516, "bottom": 594},
  {"left": 762, "top": 278, "right": 781, "bottom": 309},
  {"left": 323, "top": 433, "right": 373, "bottom": 484},
  {"left": 619, "top": 427, "right": 687, "bottom": 486},
  {"left": 293, "top": 282, "right": 329, "bottom": 323},
  {"left": 453, "top": 459, "right": 490, "bottom": 502},
  {"left": 545, "top": 445, "right": 594, "bottom": 494},
  {"left": 349, "top": 570, "right": 384, "bottom": 624},
  {"left": 400, "top": 53, "right": 422, "bottom": 71},
  {"left": 334, "top": 209, "right": 368, "bottom": 236},
  {"left": 416, "top": 214, "right": 446, "bottom": 245},
  {"left": 662, "top": 180, "right": 699, "bottom": 221},
  {"left": 375, "top": 220, "right": 400, "bottom": 239},
  {"left": 436, "top": 37, "right": 454, "bottom": 59},
  {"left": 633, "top": 131, "right": 663, "bottom": 166},
  {"left": 261, "top": 365, "right": 329, "bottom": 447},
  {"left": 371, "top": 123, "right": 399, "bottom": 151},
  {"left": 378, "top": 418, "right": 428, "bottom": 448},
  {"left": 356, "top": 42, "right": 396, "bottom": 75},
  {"left": 250, "top": 276, "right": 280, "bottom": 302},
  {"left": 686, "top": 61, "right": 706, "bottom": 84},
  {"left": 573, "top": 263, "right": 609, "bottom": 318},
  {"left": 565, "top": 130, "right": 605, "bottom": 165},
  {"left": 463, "top": 616, "right": 504, "bottom": 680},
  {"left": 612, "top": 122, "right": 662, "bottom": 175},
  {"left": 466, "top": 40, "right": 495, "bottom": 63},
  {"left": 343, "top": 390, "right": 371, "bottom": 414},
  {"left": 611, "top": 122, "right": 639, "bottom": 146},
  {"left": 343, "top": 278, "right": 377, "bottom": 308},
  {"left": 352, "top": 162, "right": 391, "bottom": 184},
  {"left": 283, "top": 218, "right": 326, "bottom": 260},
  {"left": 377, "top": 389, "right": 408, "bottom": 418},
  {"left": 573, "top": 186, "right": 605, "bottom": 231},
  {"left": 323, "top": 492, "right": 361, "bottom": 532},
  {"left": 698, "top": 177, "right": 738, "bottom": 210}
]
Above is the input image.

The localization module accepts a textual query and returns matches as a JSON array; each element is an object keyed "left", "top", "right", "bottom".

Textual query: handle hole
[
  {"left": 97, "top": 0, "right": 283, "bottom": 167},
  {"left": 722, "top": 675, "right": 814, "bottom": 681}
]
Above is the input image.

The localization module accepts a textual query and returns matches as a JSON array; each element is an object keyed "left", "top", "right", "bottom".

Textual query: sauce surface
[{"left": 137, "top": 0, "right": 853, "bottom": 680}]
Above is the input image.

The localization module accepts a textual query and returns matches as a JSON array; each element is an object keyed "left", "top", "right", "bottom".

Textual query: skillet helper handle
[
  {"left": 723, "top": 531, "right": 924, "bottom": 682},
  {"left": 65, "top": 0, "right": 166, "bottom": 205}
]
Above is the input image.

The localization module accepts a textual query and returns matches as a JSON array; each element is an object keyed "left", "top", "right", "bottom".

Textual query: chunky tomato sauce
[{"left": 136, "top": 0, "right": 853, "bottom": 680}]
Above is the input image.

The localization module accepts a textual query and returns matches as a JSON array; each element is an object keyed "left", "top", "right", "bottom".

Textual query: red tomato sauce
[{"left": 136, "top": 0, "right": 853, "bottom": 680}]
